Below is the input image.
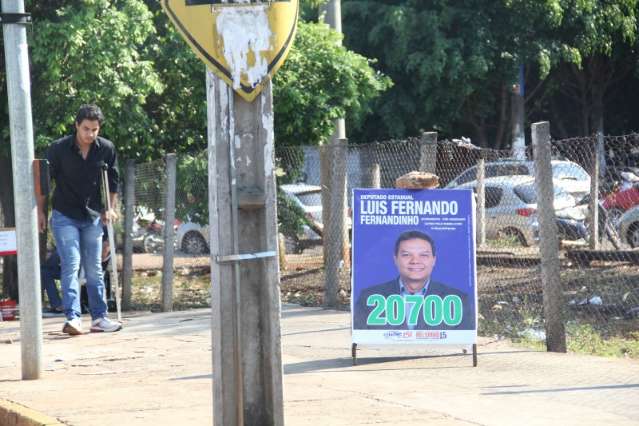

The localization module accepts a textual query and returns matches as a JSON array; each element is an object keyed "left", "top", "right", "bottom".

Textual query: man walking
[{"left": 37, "top": 104, "right": 122, "bottom": 334}]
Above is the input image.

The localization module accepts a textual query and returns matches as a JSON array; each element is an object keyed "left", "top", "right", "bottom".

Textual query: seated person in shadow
[
  {"left": 353, "top": 230, "right": 474, "bottom": 330},
  {"left": 41, "top": 249, "right": 64, "bottom": 314}
]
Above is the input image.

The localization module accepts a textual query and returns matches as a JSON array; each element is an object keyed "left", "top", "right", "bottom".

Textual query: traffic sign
[{"left": 161, "top": 0, "right": 299, "bottom": 102}]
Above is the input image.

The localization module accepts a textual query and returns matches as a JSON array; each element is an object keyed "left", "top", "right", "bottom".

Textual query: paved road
[{"left": 1, "top": 305, "right": 638, "bottom": 425}]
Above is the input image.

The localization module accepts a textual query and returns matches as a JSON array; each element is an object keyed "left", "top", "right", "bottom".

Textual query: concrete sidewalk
[{"left": 1, "top": 305, "right": 638, "bottom": 425}]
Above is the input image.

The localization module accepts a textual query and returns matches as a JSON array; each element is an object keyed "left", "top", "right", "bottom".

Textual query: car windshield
[
  {"left": 552, "top": 163, "right": 589, "bottom": 181},
  {"left": 296, "top": 191, "right": 322, "bottom": 208}
]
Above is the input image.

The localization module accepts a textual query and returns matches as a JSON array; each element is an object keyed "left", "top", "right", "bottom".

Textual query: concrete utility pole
[
  {"left": 207, "top": 68, "right": 284, "bottom": 425},
  {"left": 531, "top": 121, "right": 566, "bottom": 353},
  {"left": 511, "top": 65, "right": 526, "bottom": 160},
  {"left": 161, "top": 153, "right": 177, "bottom": 312},
  {"left": 1, "top": 0, "right": 43, "bottom": 379},
  {"left": 320, "top": 0, "right": 348, "bottom": 307}
]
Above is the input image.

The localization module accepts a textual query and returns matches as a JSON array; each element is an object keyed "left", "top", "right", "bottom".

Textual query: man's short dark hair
[
  {"left": 394, "top": 230, "right": 436, "bottom": 256},
  {"left": 75, "top": 104, "right": 104, "bottom": 125}
]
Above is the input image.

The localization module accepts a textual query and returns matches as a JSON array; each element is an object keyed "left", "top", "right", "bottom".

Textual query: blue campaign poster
[{"left": 351, "top": 188, "right": 477, "bottom": 345}]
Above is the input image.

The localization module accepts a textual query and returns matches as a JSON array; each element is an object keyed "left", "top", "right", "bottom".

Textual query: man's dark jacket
[{"left": 353, "top": 278, "right": 475, "bottom": 330}]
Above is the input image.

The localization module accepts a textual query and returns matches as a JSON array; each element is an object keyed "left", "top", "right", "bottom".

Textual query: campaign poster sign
[
  {"left": 0, "top": 228, "right": 17, "bottom": 256},
  {"left": 351, "top": 188, "right": 477, "bottom": 345}
]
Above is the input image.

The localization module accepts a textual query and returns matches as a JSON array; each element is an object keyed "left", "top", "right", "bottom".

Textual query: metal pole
[
  {"left": 161, "top": 153, "right": 177, "bottom": 312},
  {"left": 100, "top": 166, "right": 121, "bottom": 321},
  {"left": 2, "top": 0, "right": 42, "bottom": 380},
  {"left": 121, "top": 159, "right": 136, "bottom": 310},
  {"left": 476, "top": 158, "right": 486, "bottom": 247},
  {"left": 589, "top": 141, "right": 600, "bottom": 250},
  {"left": 531, "top": 121, "right": 566, "bottom": 353}
]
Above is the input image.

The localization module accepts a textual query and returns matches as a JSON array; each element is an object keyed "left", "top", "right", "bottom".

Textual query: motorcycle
[
  {"left": 601, "top": 167, "right": 639, "bottom": 227},
  {"left": 578, "top": 194, "right": 622, "bottom": 249}
]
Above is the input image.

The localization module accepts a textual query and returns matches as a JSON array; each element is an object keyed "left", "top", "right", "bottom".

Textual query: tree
[
  {"left": 341, "top": 0, "right": 639, "bottom": 147},
  {"left": 272, "top": 21, "right": 391, "bottom": 146},
  {"left": 0, "top": 0, "right": 162, "bottom": 298},
  {"left": 529, "top": 0, "right": 639, "bottom": 138},
  {"left": 29, "top": 0, "right": 163, "bottom": 159}
]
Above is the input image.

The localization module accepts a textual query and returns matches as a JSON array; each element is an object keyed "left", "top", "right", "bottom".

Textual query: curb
[{"left": 0, "top": 399, "right": 65, "bottom": 426}]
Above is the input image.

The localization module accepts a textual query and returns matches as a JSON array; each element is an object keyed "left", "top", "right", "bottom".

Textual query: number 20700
[{"left": 366, "top": 294, "right": 463, "bottom": 327}]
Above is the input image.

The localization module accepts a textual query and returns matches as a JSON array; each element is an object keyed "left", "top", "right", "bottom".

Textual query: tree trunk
[{"left": 0, "top": 152, "right": 19, "bottom": 300}]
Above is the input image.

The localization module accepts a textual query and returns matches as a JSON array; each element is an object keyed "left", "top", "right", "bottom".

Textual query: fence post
[
  {"left": 371, "top": 163, "right": 381, "bottom": 189},
  {"left": 324, "top": 139, "right": 347, "bottom": 307},
  {"left": 476, "top": 158, "right": 486, "bottom": 247},
  {"left": 531, "top": 121, "right": 566, "bottom": 353},
  {"left": 121, "top": 159, "right": 135, "bottom": 310},
  {"left": 419, "top": 131, "right": 437, "bottom": 173},
  {"left": 161, "top": 153, "right": 177, "bottom": 312},
  {"left": 589, "top": 140, "right": 600, "bottom": 250}
]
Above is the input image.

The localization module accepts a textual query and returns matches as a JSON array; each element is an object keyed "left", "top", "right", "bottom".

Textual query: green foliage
[
  {"left": 277, "top": 190, "right": 307, "bottom": 240},
  {"left": 273, "top": 21, "right": 392, "bottom": 146},
  {"left": 567, "top": 322, "right": 639, "bottom": 359},
  {"left": 342, "top": 0, "right": 639, "bottom": 144},
  {"left": 29, "top": 0, "right": 163, "bottom": 160},
  {"left": 175, "top": 152, "right": 208, "bottom": 224},
  {"left": 142, "top": 0, "right": 208, "bottom": 156}
]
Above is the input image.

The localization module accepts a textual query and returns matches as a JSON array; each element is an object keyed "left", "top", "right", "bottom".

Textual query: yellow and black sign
[{"left": 161, "top": 0, "right": 299, "bottom": 102}]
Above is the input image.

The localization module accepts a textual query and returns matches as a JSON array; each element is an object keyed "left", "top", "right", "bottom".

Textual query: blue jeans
[
  {"left": 40, "top": 251, "right": 63, "bottom": 309},
  {"left": 51, "top": 209, "right": 107, "bottom": 320}
]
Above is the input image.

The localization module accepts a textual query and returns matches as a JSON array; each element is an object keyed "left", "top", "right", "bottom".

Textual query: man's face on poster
[{"left": 394, "top": 238, "right": 436, "bottom": 292}]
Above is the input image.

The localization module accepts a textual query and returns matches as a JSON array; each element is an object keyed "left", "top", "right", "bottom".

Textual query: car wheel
[
  {"left": 499, "top": 227, "right": 529, "bottom": 247},
  {"left": 628, "top": 223, "right": 639, "bottom": 248},
  {"left": 143, "top": 233, "right": 164, "bottom": 254},
  {"left": 182, "top": 231, "right": 208, "bottom": 255}
]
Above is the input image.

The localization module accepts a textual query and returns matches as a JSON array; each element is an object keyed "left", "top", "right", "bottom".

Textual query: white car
[
  {"left": 175, "top": 184, "right": 324, "bottom": 255},
  {"left": 619, "top": 205, "right": 639, "bottom": 248},
  {"left": 446, "top": 159, "right": 591, "bottom": 201},
  {"left": 176, "top": 221, "right": 209, "bottom": 255},
  {"left": 457, "top": 175, "right": 583, "bottom": 246}
]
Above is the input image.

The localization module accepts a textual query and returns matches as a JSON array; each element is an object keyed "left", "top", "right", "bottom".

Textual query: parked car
[
  {"left": 457, "top": 175, "right": 585, "bottom": 246},
  {"left": 175, "top": 184, "right": 326, "bottom": 255},
  {"left": 619, "top": 205, "right": 639, "bottom": 248},
  {"left": 176, "top": 221, "right": 210, "bottom": 255},
  {"left": 446, "top": 159, "right": 591, "bottom": 200}
]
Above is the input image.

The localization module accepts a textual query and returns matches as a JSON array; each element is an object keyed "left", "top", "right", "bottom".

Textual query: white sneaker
[
  {"left": 62, "top": 318, "right": 83, "bottom": 335},
  {"left": 90, "top": 317, "right": 122, "bottom": 333}
]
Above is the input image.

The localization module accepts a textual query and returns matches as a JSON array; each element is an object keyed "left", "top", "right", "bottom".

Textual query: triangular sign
[{"left": 161, "top": 0, "right": 299, "bottom": 102}]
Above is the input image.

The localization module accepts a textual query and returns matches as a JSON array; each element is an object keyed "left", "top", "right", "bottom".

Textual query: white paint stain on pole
[
  {"left": 261, "top": 93, "right": 274, "bottom": 176},
  {"left": 217, "top": 5, "right": 272, "bottom": 89}
]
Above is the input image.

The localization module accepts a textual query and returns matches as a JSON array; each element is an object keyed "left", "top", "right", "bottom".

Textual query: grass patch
[
  {"left": 130, "top": 269, "right": 210, "bottom": 312},
  {"left": 566, "top": 322, "right": 639, "bottom": 359}
]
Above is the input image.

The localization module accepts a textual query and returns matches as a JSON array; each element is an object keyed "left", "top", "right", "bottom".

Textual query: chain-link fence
[
  {"left": 40, "top": 132, "right": 634, "bottom": 355},
  {"left": 275, "top": 134, "right": 638, "bottom": 356}
]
